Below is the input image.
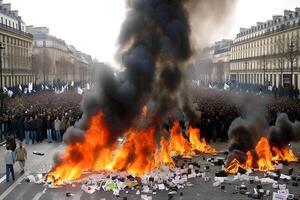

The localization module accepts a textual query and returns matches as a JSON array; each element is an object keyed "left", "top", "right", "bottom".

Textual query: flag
[
  {"left": 224, "top": 83, "right": 230, "bottom": 91},
  {"left": 3, "top": 87, "right": 8, "bottom": 94},
  {"left": 268, "top": 86, "right": 272, "bottom": 91},
  {"left": 77, "top": 87, "right": 83, "bottom": 95},
  {"left": 28, "top": 82, "right": 33, "bottom": 93},
  {"left": 8, "top": 90, "right": 13, "bottom": 97}
]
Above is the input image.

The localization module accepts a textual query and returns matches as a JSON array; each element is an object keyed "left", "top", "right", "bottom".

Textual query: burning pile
[
  {"left": 225, "top": 114, "right": 300, "bottom": 174},
  {"left": 47, "top": 113, "right": 215, "bottom": 185}
]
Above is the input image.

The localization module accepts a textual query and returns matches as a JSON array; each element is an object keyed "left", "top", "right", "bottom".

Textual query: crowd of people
[
  {"left": 0, "top": 91, "right": 83, "bottom": 144},
  {"left": 189, "top": 85, "right": 300, "bottom": 143},
  {"left": 1, "top": 86, "right": 299, "bottom": 145}
]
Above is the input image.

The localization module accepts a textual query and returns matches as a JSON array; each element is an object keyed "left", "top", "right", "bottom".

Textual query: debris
[
  {"left": 66, "top": 192, "right": 73, "bottom": 197},
  {"left": 81, "top": 185, "right": 96, "bottom": 194},
  {"left": 33, "top": 151, "right": 45, "bottom": 156}
]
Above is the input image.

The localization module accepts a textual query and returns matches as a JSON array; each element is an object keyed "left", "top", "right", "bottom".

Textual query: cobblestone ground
[{"left": 0, "top": 141, "right": 299, "bottom": 200}]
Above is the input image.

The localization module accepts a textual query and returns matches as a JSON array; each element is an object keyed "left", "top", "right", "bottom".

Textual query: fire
[
  {"left": 272, "top": 146, "right": 298, "bottom": 162},
  {"left": 255, "top": 137, "right": 274, "bottom": 171},
  {"left": 225, "top": 137, "right": 298, "bottom": 174},
  {"left": 160, "top": 137, "right": 175, "bottom": 167},
  {"left": 188, "top": 127, "right": 216, "bottom": 154},
  {"left": 47, "top": 115, "right": 216, "bottom": 185},
  {"left": 168, "top": 121, "right": 194, "bottom": 156}
]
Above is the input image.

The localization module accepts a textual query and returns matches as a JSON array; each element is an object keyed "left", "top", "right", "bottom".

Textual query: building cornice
[
  {"left": 0, "top": 25, "right": 32, "bottom": 41},
  {"left": 232, "top": 25, "right": 300, "bottom": 47}
]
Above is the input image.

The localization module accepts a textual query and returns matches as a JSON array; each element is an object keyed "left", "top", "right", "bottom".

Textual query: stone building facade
[
  {"left": 0, "top": 0, "right": 33, "bottom": 88},
  {"left": 27, "top": 26, "right": 93, "bottom": 85},
  {"left": 229, "top": 8, "right": 300, "bottom": 89}
]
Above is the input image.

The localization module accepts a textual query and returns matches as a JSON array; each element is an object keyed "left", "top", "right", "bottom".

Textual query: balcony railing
[{"left": 0, "top": 23, "right": 32, "bottom": 38}]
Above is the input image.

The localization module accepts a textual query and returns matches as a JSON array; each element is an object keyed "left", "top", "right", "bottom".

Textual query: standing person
[
  {"left": 4, "top": 146, "right": 15, "bottom": 182},
  {"left": 54, "top": 117, "right": 61, "bottom": 142},
  {"left": 24, "top": 118, "right": 30, "bottom": 145},
  {"left": 36, "top": 116, "right": 43, "bottom": 143},
  {"left": 6, "top": 134, "right": 16, "bottom": 152},
  {"left": 29, "top": 116, "right": 36, "bottom": 144},
  {"left": 60, "top": 116, "right": 66, "bottom": 137},
  {"left": 10, "top": 115, "right": 18, "bottom": 140},
  {"left": 15, "top": 142, "right": 27, "bottom": 173},
  {"left": 46, "top": 116, "right": 52, "bottom": 143}
]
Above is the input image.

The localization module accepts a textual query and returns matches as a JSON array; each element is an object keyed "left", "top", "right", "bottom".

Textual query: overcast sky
[{"left": 5, "top": 0, "right": 300, "bottom": 64}]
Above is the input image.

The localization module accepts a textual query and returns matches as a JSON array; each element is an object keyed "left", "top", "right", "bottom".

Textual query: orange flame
[
  {"left": 272, "top": 146, "right": 298, "bottom": 162},
  {"left": 188, "top": 127, "right": 216, "bottom": 154},
  {"left": 47, "top": 115, "right": 216, "bottom": 185},
  {"left": 168, "top": 121, "right": 194, "bottom": 156},
  {"left": 225, "top": 137, "right": 298, "bottom": 174},
  {"left": 255, "top": 137, "right": 275, "bottom": 171}
]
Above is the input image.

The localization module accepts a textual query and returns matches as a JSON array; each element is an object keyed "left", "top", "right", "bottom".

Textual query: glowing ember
[{"left": 188, "top": 127, "right": 216, "bottom": 154}]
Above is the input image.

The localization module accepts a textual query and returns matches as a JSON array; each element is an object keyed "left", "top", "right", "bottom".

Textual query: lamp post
[{"left": 0, "top": 42, "right": 5, "bottom": 115}]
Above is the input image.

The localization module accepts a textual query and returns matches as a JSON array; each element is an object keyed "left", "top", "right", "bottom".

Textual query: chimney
[{"left": 11, "top": 10, "right": 19, "bottom": 17}]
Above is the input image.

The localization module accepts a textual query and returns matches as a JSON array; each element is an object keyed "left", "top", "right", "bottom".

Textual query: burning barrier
[{"left": 46, "top": 113, "right": 216, "bottom": 185}]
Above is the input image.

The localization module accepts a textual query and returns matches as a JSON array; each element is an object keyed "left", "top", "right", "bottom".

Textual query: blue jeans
[
  {"left": 31, "top": 131, "right": 37, "bottom": 144},
  {"left": 47, "top": 129, "right": 52, "bottom": 143},
  {"left": 55, "top": 130, "right": 61, "bottom": 142},
  {"left": 6, "top": 164, "right": 15, "bottom": 182},
  {"left": 25, "top": 131, "right": 30, "bottom": 144}
]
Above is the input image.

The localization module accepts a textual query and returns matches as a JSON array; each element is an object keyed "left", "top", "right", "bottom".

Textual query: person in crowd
[
  {"left": 60, "top": 116, "right": 66, "bottom": 137},
  {"left": 36, "top": 115, "right": 43, "bottom": 143},
  {"left": 10, "top": 115, "right": 18, "bottom": 140},
  {"left": 15, "top": 142, "right": 27, "bottom": 173},
  {"left": 29, "top": 116, "right": 36, "bottom": 144},
  {"left": 6, "top": 134, "right": 16, "bottom": 152},
  {"left": 46, "top": 115, "right": 53, "bottom": 143},
  {"left": 54, "top": 117, "right": 61, "bottom": 142},
  {"left": 4, "top": 146, "right": 15, "bottom": 182},
  {"left": 24, "top": 117, "right": 30, "bottom": 145}
]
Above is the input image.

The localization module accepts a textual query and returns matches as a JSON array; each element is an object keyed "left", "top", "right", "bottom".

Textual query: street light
[{"left": 0, "top": 42, "right": 5, "bottom": 115}]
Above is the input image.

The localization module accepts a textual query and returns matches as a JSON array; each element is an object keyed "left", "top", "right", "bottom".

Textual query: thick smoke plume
[
  {"left": 63, "top": 0, "right": 237, "bottom": 148},
  {"left": 269, "top": 113, "right": 300, "bottom": 148}
]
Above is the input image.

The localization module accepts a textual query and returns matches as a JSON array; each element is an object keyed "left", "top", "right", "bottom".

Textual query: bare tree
[
  {"left": 273, "top": 35, "right": 286, "bottom": 87},
  {"left": 32, "top": 49, "right": 52, "bottom": 85}
]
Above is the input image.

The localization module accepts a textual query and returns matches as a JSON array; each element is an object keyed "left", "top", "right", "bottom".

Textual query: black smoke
[{"left": 269, "top": 113, "right": 300, "bottom": 148}]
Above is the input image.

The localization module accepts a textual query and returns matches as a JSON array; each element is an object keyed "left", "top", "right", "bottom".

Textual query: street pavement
[{"left": 0, "top": 142, "right": 299, "bottom": 200}]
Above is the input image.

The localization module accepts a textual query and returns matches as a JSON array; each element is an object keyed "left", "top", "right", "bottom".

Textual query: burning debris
[{"left": 225, "top": 113, "right": 299, "bottom": 174}]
